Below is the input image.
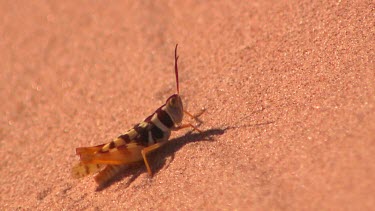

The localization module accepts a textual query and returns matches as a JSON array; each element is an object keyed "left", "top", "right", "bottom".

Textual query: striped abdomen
[{"left": 99, "top": 102, "right": 178, "bottom": 152}]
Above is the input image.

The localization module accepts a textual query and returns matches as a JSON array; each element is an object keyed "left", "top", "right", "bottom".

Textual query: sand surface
[{"left": 1, "top": 1, "right": 374, "bottom": 210}]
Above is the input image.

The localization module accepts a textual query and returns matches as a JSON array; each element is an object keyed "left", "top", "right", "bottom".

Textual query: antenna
[{"left": 174, "top": 44, "right": 179, "bottom": 94}]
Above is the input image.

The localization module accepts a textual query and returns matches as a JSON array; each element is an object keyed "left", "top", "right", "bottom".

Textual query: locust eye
[
  {"left": 166, "top": 94, "right": 180, "bottom": 107},
  {"left": 170, "top": 97, "right": 176, "bottom": 106}
]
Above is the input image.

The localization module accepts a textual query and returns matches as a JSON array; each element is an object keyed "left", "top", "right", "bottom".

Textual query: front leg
[
  {"left": 174, "top": 123, "right": 202, "bottom": 133},
  {"left": 176, "top": 108, "right": 205, "bottom": 133},
  {"left": 184, "top": 109, "right": 205, "bottom": 124}
]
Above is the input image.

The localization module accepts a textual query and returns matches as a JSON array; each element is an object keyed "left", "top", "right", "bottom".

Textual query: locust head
[{"left": 165, "top": 94, "right": 184, "bottom": 124}]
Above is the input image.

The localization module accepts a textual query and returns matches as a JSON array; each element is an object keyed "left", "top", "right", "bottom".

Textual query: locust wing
[
  {"left": 71, "top": 162, "right": 105, "bottom": 178},
  {"left": 76, "top": 143, "right": 144, "bottom": 165},
  {"left": 72, "top": 142, "right": 145, "bottom": 179}
]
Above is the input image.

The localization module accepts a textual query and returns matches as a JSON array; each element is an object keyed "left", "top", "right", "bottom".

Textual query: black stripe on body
[
  {"left": 151, "top": 125, "right": 164, "bottom": 140},
  {"left": 133, "top": 121, "right": 166, "bottom": 146},
  {"left": 118, "top": 134, "right": 131, "bottom": 144},
  {"left": 134, "top": 123, "right": 149, "bottom": 146},
  {"left": 156, "top": 108, "right": 174, "bottom": 128},
  {"left": 109, "top": 142, "right": 115, "bottom": 149}
]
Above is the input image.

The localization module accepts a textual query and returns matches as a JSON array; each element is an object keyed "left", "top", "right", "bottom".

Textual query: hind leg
[{"left": 141, "top": 142, "right": 168, "bottom": 176}]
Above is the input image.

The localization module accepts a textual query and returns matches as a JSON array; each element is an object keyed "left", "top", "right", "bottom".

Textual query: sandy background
[{"left": 1, "top": 1, "right": 374, "bottom": 210}]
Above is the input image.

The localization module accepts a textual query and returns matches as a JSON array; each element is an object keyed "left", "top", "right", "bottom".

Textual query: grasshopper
[{"left": 72, "top": 45, "right": 202, "bottom": 185}]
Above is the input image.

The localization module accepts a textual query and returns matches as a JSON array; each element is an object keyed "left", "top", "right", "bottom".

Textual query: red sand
[{"left": 1, "top": 1, "right": 374, "bottom": 210}]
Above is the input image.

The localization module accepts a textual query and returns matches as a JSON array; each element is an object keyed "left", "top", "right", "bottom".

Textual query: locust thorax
[{"left": 165, "top": 94, "right": 184, "bottom": 124}]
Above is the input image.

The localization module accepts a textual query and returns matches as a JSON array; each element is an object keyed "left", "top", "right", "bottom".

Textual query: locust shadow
[
  {"left": 147, "top": 121, "right": 274, "bottom": 175},
  {"left": 95, "top": 127, "right": 227, "bottom": 191}
]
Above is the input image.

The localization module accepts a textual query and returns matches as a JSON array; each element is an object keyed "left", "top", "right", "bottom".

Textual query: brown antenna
[{"left": 174, "top": 44, "right": 179, "bottom": 94}]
